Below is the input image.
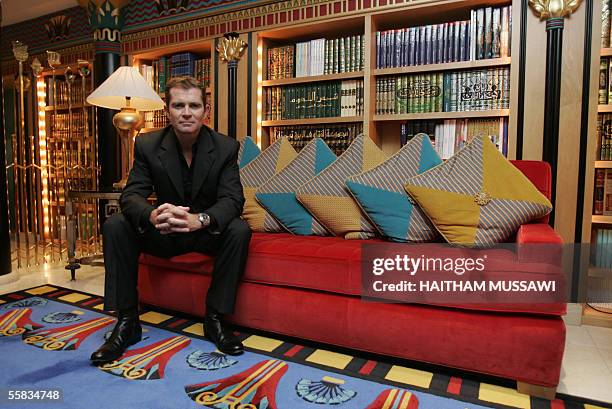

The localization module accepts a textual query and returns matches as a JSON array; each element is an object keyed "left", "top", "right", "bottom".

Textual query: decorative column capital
[
  {"left": 12, "top": 41, "right": 29, "bottom": 63},
  {"left": 78, "top": 0, "right": 129, "bottom": 51},
  {"left": 528, "top": 0, "right": 582, "bottom": 20},
  {"left": 216, "top": 32, "right": 248, "bottom": 63}
]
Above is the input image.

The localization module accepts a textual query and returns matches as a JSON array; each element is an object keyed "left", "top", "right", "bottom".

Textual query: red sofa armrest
[
  {"left": 516, "top": 223, "right": 563, "bottom": 245},
  {"left": 516, "top": 224, "right": 563, "bottom": 269}
]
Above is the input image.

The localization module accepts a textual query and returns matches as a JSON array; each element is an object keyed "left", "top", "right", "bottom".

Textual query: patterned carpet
[{"left": 0, "top": 285, "right": 610, "bottom": 409}]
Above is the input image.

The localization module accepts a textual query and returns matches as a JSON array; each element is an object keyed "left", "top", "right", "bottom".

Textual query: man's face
[{"left": 166, "top": 87, "right": 205, "bottom": 136}]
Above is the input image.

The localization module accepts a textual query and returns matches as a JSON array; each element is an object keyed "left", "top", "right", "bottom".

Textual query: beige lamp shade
[{"left": 86, "top": 66, "right": 165, "bottom": 111}]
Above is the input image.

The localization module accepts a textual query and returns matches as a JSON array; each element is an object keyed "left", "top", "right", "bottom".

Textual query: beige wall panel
[
  {"left": 507, "top": 1, "right": 522, "bottom": 159},
  {"left": 522, "top": 12, "right": 547, "bottom": 160},
  {"left": 216, "top": 38, "right": 229, "bottom": 135},
  {"left": 555, "top": 6, "right": 586, "bottom": 242},
  {"left": 251, "top": 33, "right": 261, "bottom": 145},
  {"left": 236, "top": 33, "right": 250, "bottom": 140}
]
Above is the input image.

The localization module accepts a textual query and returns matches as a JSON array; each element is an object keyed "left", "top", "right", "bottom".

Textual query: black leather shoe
[
  {"left": 204, "top": 313, "right": 244, "bottom": 355},
  {"left": 90, "top": 313, "right": 142, "bottom": 364}
]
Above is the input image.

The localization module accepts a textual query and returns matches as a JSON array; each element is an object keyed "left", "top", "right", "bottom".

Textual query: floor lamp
[{"left": 86, "top": 66, "right": 164, "bottom": 189}]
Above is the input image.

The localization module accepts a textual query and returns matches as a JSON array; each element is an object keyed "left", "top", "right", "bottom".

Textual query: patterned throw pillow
[
  {"left": 256, "top": 138, "right": 336, "bottom": 235},
  {"left": 404, "top": 135, "right": 553, "bottom": 247},
  {"left": 237, "top": 136, "right": 260, "bottom": 169},
  {"left": 346, "top": 134, "right": 442, "bottom": 242},
  {"left": 240, "top": 138, "right": 297, "bottom": 232},
  {"left": 296, "top": 134, "right": 387, "bottom": 239}
]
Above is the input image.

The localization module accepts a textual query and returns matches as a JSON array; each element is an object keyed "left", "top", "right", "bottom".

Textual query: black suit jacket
[{"left": 119, "top": 125, "right": 245, "bottom": 234}]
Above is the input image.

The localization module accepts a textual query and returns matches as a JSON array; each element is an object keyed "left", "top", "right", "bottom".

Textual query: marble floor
[{"left": 1, "top": 261, "right": 612, "bottom": 405}]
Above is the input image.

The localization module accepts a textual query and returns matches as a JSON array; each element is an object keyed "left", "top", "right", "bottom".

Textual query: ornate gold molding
[
  {"left": 528, "top": 0, "right": 582, "bottom": 20},
  {"left": 216, "top": 33, "right": 247, "bottom": 63}
]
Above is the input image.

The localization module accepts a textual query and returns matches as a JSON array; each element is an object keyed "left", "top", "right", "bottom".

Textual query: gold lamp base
[{"left": 112, "top": 105, "right": 143, "bottom": 190}]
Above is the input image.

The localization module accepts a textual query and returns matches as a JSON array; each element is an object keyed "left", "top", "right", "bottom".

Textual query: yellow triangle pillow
[{"left": 404, "top": 136, "right": 552, "bottom": 247}]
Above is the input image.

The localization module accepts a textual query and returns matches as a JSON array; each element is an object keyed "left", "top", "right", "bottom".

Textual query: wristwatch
[{"left": 198, "top": 212, "right": 211, "bottom": 229}]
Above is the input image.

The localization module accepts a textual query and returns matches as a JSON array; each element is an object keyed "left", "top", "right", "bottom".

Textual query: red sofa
[{"left": 137, "top": 160, "right": 565, "bottom": 398}]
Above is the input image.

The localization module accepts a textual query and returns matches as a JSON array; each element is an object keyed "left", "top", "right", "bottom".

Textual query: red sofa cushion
[{"left": 139, "top": 232, "right": 565, "bottom": 316}]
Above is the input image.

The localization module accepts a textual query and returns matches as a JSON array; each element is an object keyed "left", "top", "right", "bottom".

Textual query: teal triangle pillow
[
  {"left": 345, "top": 134, "right": 442, "bottom": 242},
  {"left": 256, "top": 138, "right": 336, "bottom": 235},
  {"left": 238, "top": 136, "right": 261, "bottom": 169}
]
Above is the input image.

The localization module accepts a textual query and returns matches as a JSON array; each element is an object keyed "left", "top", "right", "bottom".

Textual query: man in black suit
[{"left": 91, "top": 76, "right": 251, "bottom": 364}]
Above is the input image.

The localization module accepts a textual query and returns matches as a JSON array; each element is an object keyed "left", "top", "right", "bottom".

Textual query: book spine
[
  {"left": 425, "top": 25, "right": 432, "bottom": 65},
  {"left": 360, "top": 34, "right": 365, "bottom": 71},
  {"left": 459, "top": 21, "right": 467, "bottom": 62},
  {"left": 451, "top": 72, "right": 458, "bottom": 112},
  {"left": 376, "top": 32, "right": 381, "bottom": 69},
  {"left": 492, "top": 8, "right": 501, "bottom": 58},
  {"left": 503, "top": 67, "right": 510, "bottom": 109},
  {"left": 476, "top": 8, "right": 485, "bottom": 59},
  {"left": 333, "top": 39, "right": 339, "bottom": 74},
  {"left": 442, "top": 23, "right": 449, "bottom": 63},
  {"left": 419, "top": 26, "right": 426, "bottom": 65},
  {"left": 409, "top": 27, "right": 416, "bottom": 66},
  {"left": 595, "top": 169, "right": 605, "bottom": 215},
  {"left": 484, "top": 7, "right": 493, "bottom": 59},
  {"left": 448, "top": 22, "right": 455, "bottom": 62},
  {"left": 453, "top": 21, "right": 461, "bottom": 62},
  {"left": 606, "top": 169, "right": 612, "bottom": 216},
  {"left": 394, "top": 30, "right": 401, "bottom": 68},
  {"left": 436, "top": 24, "right": 444, "bottom": 64},
  {"left": 437, "top": 72, "right": 444, "bottom": 112},
  {"left": 508, "top": 5, "right": 512, "bottom": 57},
  {"left": 399, "top": 29, "right": 406, "bottom": 66},
  {"left": 324, "top": 40, "right": 330, "bottom": 75}
]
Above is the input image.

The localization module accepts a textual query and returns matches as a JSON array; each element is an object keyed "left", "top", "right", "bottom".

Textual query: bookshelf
[
  {"left": 254, "top": 0, "right": 517, "bottom": 157},
  {"left": 374, "top": 109, "right": 510, "bottom": 121},
  {"left": 38, "top": 63, "right": 98, "bottom": 241},
  {"left": 128, "top": 39, "right": 215, "bottom": 130},
  {"left": 255, "top": 15, "right": 366, "bottom": 152},
  {"left": 592, "top": 215, "right": 612, "bottom": 224},
  {"left": 584, "top": 0, "right": 612, "bottom": 325}
]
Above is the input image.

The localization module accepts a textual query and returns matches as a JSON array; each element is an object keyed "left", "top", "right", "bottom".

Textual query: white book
[
  {"left": 470, "top": 10, "right": 476, "bottom": 60},
  {"left": 352, "top": 80, "right": 357, "bottom": 116},
  {"left": 320, "top": 38, "right": 327, "bottom": 75},
  {"left": 448, "top": 120, "right": 457, "bottom": 159},
  {"left": 341, "top": 81, "right": 347, "bottom": 117},
  {"left": 434, "top": 123, "right": 443, "bottom": 157}
]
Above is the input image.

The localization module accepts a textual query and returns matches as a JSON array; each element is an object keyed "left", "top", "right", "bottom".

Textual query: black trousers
[{"left": 102, "top": 213, "right": 252, "bottom": 315}]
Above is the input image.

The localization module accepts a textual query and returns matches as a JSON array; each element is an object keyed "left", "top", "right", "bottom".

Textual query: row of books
[
  {"left": 48, "top": 112, "right": 90, "bottom": 140},
  {"left": 592, "top": 228, "right": 612, "bottom": 269},
  {"left": 598, "top": 58, "right": 612, "bottom": 105},
  {"left": 267, "top": 35, "right": 365, "bottom": 80},
  {"left": 375, "top": 67, "right": 510, "bottom": 115},
  {"left": 77, "top": 212, "right": 97, "bottom": 241},
  {"left": 401, "top": 118, "right": 508, "bottom": 158},
  {"left": 269, "top": 123, "right": 363, "bottom": 155},
  {"left": 142, "top": 111, "right": 169, "bottom": 129},
  {"left": 264, "top": 80, "right": 364, "bottom": 120},
  {"left": 45, "top": 77, "right": 92, "bottom": 106},
  {"left": 375, "top": 5, "right": 511, "bottom": 69},
  {"left": 139, "top": 54, "right": 211, "bottom": 94},
  {"left": 594, "top": 168, "right": 612, "bottom": 216},
  {"left": 597, "top": 114, "right": 612, "bottom": 160}
]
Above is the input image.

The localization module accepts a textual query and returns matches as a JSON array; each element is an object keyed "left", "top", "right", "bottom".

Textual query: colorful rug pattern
[{"left": 0, "top": 285, "right": 610, "bottom": 409}]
